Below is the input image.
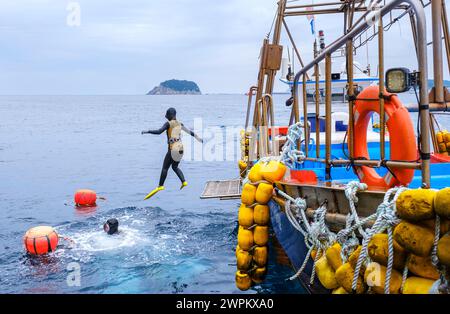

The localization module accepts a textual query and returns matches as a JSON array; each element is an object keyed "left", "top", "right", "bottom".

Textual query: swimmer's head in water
[
  {"left": 165, "top": 108, "right": 176, "bottom": 120},
  {"left": 104, "top": 218, "right": 119, "bottom": 235}
]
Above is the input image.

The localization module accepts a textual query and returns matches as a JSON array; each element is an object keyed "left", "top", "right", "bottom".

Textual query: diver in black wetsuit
[{"left": 141, "top": 108, "right": 203, "bottom": 200}]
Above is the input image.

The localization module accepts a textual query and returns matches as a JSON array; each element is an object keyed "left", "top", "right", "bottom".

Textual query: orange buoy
[
  {"left": 74, "top": 189, "right": 97, "bottom": 206},
  {"left": 23, "top": 226, "right": 59, "bottom": 255},
  {"left": 352, "top": 86, "right": 417, "bottom": 188}
]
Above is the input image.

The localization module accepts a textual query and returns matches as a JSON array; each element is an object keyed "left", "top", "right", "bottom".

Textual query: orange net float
[
  {"left": 74, "top": 189, "right": 97, "bottom": 206},
  {"left": 23, "top": 226, "right": 59, "bottom": 255}
]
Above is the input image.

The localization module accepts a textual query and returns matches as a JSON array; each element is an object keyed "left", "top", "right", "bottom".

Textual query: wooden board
[{"left": 200, "top": 179, "right": 241, "bottom": 200}]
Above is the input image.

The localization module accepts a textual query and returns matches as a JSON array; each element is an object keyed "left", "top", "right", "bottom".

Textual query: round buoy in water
[
  {"left": 74, "top": 189, "right": 97, "bottom": 206},
  {"left": 23, "top": 226, "right": 59, "bottom": 255}
]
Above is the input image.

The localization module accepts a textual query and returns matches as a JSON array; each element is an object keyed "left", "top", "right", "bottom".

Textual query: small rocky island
[{"left": 147, "top": 79, "right": 202, "bottom": 95}]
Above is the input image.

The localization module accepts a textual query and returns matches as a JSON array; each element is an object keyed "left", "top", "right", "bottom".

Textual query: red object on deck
[
  {"left": 268, "top": 126, "right": 289, "bottom": 137},
  {"left": 74, "top": 189, "right": 97, "bottom": 206},
  {"left": 431, "top": 152, "right": 450, "bottom": 163},
  {"left": 289, "top": 170, "right": 318, "bottom": 184}
]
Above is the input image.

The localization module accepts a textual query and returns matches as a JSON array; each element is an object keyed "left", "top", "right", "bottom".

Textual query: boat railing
[{"left": 290, "top": 0, "right": 431, "bottom": 187}]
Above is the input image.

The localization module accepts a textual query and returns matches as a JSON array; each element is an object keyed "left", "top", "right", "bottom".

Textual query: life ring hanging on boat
[{"left": 352, "top": 86, "right": 417, "bottom": 188}]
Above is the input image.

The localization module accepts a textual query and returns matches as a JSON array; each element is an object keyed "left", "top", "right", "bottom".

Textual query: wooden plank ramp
[{"left": 200, "top": 179, "right": 241, "bottom": 200}]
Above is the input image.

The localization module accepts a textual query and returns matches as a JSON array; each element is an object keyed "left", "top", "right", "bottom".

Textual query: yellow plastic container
[
  {"left": 437, "top": 233, "right": 450, "bottom": 267},
  {"left": 364, "top": 262, "right": 402, "bottom": 294},
  {"left": 402, "top": 277, "right": 435, "bottom": 294},
  {"left": 248, "top": 163, "right": 263, "bottom": 183},
  {"left": 407, "top": 254, "right": 440, "bottom": 280},
  {"left": 237, "top": 226, "right": 254, "bottom": 251},
  {"left": 367, "top": 233, "right": 406, "bottom": 270},
  {"left": 236, "top": 249, "right": 253, "bottom": 271},
  {"left": 254, "top": 226, "right": 269, "bottom": 246},
  {"left": 393, "top": 221, "right": 434, "bottom": 257},
  {"left": 255, "top": 183, "right": 273, "bottom": 205},
  {"left": 325, "top": 242, "right": 343, "bottom": 271},
  {"left": 434, "top": 187, "right": 450, "bottom": 219},
  {"left": 396, "top": 189, "right": 436, "bottom": 221},
  {"left": 253, "top": 205, "right": 270, "bottom": 226},
  {"left": 315, "top": 255, "right": 339, "bottom": 289},
  {"left": 260, "top": 161, "right": 286, "bottom": 183},
  {"left": 253, "top": 246, "right": 268, "bottom": 267},
  {"left": 235, "top": 271, "right": 252, "bottom": 291},
  {"left": 241, "top": 184, "right": 256, "bottom": 206},
  {"left": 335, "top": 263, "right": 366, "bottom": 294},
  {"left": 238, "top": 204, "right": 254, "bottom": 228}
]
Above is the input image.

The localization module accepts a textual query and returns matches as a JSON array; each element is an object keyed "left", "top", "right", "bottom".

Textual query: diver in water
[{"left": 141, "top": 107, "right": 203, "bottom": 200}]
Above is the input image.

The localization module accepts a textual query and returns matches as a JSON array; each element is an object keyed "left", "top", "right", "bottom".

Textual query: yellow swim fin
[
  {"left": 144, "top": 186, "right": 165, "bottom": 200},
  {"left": 180, "top": 181, "right": 188, "bottom": 190}
]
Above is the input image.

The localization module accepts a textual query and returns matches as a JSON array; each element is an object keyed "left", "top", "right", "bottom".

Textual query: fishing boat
[{"left": 202, "top": 0, "right": 450, "bottom": 294}]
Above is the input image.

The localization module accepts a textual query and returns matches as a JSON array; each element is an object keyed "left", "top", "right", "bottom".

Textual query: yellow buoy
[
  {"left": 407, "top": 254, "right": 440, "bottom": 280},
  {"left": 253, "top": 246, "right": 268, "bottom": 267},
  {"left": 251, "top": 267, "right": 267, "bottom": 284},
  {"left": 235, "top": 271, "right": 252, "bottom": 291},
  {"left": 348, "top": 245, "right": 362, "bottom": 268},
  {"left": 402, "top": 277, "right": 435, "bottom": 294},
  {"left": 254, "top": 226, "right": 269, "bottom": 246},
  {"left": 393, "top": 221, "right": 434, "bottom": 257},
  {"left": 236, "top": 249, "right": 253, "bottom": 271},
  {"left": 364, "top": 262, "right": 402, "bottom": 294},
  {"left": 332, "top": 287, "right": 349, "bottom": 294},
  {"left": 241, "top": 184, "right": 257, "bottom": 206},
  {"left": 437, "top": 233, "right": 450, "bottom": 267},
  {"left": 315, "top": 255, "right": 339, "bottom": 289},
  {"left": 248, "top": 163, "right": 263, "bottom": 183},
  {"left": 325, "top": 242, "right": 343, "bottom": 271},
  {"left": 396, "top": 189, "right": 436, "bottom": 221},
  {"left": 237, "top": 226, "right": 254, "bottom": 251},
  {"left": 238, "top": 204, "right": 254, "bottom": 228},
  {"left": 335, "top": 263, "right": 366, "bottom": 294},
  {"left": 367, "top": 233, "right": 406, "bottom": 270},
  {"left": 260, "top": 161, "right": 286, "bottom": 183},
  {"left": 434, "top": 187, "right": 450, "bottom": 219},
  {"left": 253, "top": 205, "right": 270, "bottom": 226},
  {"left": 255, "top": 183, "right": 273, "bottom": 205}
]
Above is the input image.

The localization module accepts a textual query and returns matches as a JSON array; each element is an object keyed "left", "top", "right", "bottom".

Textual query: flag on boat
[{"left": 306, "top": 6, "right": 315, "bottom": 35}]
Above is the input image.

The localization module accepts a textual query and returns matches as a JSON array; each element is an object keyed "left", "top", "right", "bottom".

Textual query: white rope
[
  {"left": 281, "top": 122, "right": 306, "bottom": 168},
  {"left": 351, "top": 186, "right": 407, "bottom": 293}
]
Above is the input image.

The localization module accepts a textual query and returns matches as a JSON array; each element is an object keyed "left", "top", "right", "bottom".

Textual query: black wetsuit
[{"left": 146, "top": 120, "right": 197, "bottom": 187}]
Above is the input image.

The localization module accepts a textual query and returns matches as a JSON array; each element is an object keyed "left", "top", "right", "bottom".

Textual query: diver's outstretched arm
[
  {"left": 142, "top": 122, "right": 169, "bottom": 135},
  {"left": 182, "top": 124, "right": 203, "bottom": 142}
]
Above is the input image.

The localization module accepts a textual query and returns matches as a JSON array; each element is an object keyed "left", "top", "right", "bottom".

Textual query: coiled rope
[{"left": 281, "top": 122, "right": 306, "bottom": 168}]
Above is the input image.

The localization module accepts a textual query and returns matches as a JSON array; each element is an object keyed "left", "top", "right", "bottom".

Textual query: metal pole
[
  {"left": 347, "top": 40, "right": 354, "bottom": 158},
  {"left": 282, "top": 18, "right": 309, "bottom": 79},
  {"left": 325, "top": 54, "right": 332, "bottom": 180},
  {"left": 432, "top": 0, "right": 444, "bottom": 103},
  {"left": 441, "top": 0, "right": 450, "bottom": 75},
  {"left": 315, "top": 63, "right": 320, "bottom": 159},
  {"left": 379, "top": 18, "right": 386, "bottom": 161},
  {"left": 303, "top": 74, "right": 309, "bottom": 157}
]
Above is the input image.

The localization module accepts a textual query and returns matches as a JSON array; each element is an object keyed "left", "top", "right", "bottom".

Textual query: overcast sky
[{"left": 0, "top": 0, "right": 448, "bottom": 95}]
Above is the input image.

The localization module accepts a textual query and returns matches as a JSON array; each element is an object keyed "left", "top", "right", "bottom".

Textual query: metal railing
[{"left": 290, "top": 0, "right": 431, "bottom": 186}]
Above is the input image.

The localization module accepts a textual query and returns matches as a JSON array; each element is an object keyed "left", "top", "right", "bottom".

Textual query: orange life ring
[{"left": 352, "top": 86, "right": 417, "bottom": 188}]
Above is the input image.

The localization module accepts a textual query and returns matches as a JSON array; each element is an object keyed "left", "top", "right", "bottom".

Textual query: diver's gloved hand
[{"left": 141, "top": 130, "right": 148, "bottom": 135}]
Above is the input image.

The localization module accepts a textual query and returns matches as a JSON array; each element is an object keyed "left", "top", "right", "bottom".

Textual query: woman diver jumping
[{"left": 141, "top": 107, "right": 203, "bottom": 200}]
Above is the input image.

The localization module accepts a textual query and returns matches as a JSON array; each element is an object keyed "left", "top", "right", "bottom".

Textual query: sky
[{"left": 0, "top": 0, "right": 448, "bottom": 95}]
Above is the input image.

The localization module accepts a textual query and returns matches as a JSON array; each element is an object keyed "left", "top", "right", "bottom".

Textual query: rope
[
  {"left": 281, "top": 122, "right": 306, "bottom": 169},
  {"left": 350, "top": 186, "right": 407, "bottom": 293}
]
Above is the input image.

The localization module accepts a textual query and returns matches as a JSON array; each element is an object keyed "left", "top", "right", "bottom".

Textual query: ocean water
[{"left": 0, "top": 94, "right": 304, "bottom": 294}]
